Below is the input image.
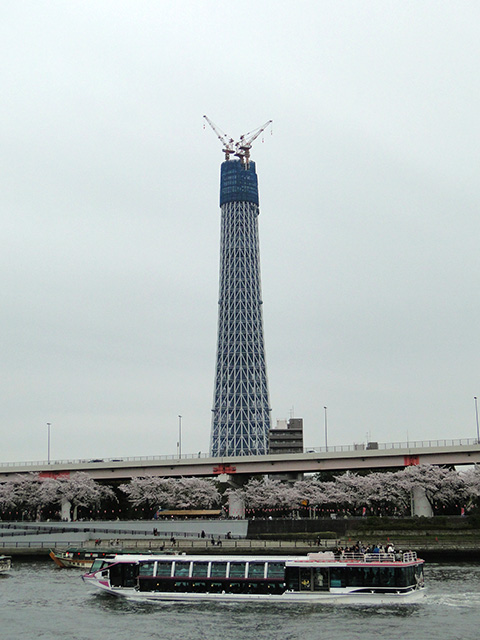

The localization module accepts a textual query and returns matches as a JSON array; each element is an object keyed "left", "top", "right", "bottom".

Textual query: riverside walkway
[{"left": 0, "top": 519, "right": 248, "bottom": 555}]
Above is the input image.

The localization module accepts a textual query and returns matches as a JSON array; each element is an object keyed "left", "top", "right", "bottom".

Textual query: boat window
[
  {"left": 248, "top": 562, "right": 266, "bottom": 578},
  {"left": 192, "top": 562, "right": 209, "bottom": 577},
  {"left": 330, "top": 567, "right": 346, "bottom": 588},
  {"left": 229, "top": 562, "right": 246, "bottom": 578},
  {"left": 379, "top": 567, "right": 395, "bottom": 587},
  {"left": 191, "top": 581, "right": 208, "bottom": 592},
  {"left": 266, "top": 562, "right": 285, "bottom": 579},
  {"left": 173, "top": 581, "right": 190, "bottom": 591},
  {"left": 246, "top": 581, "right": 269, "bottom": 594},
  {"left": 91, "top": 559, "right": 108, "bottom": 572},
  {"left": 395, "top": 566, "right": 416, "bottom": 587},
  {"left": 299, "top": 567, "right": 312, "bottom": 591},
  {"left": 227, "top": 581, "right": 244, "bottom": 594},
  {"left": 285, "top": 567, "right": 300, "bottom": 591},
  {"left": 153, "top": 580, "right": 173, "bottom": 592},
  {"left": 211, "top": 562, "right": 227, "bottom": 578},
  {"left": 109, "top": 562, "right": 138, "bottom": 588},
  {"left": 209, "top": 582, "right": 224, "bottom": 593},
  {"left": 313, "top": 567, "right": 329, "bottom": 591},
  {"left": 139, "top": 562, "right": 155, "bottom": 577},
  {"left": 156, "top": 562, "right": 173, "bottom": 577},
  {"left": 346, "top": 567, "right": 364, "bottom": 587},
  {"left": 266, "top": 581, "right": 286, "bottom": 594},
  {"left": 174, "top": 562, "right": 191, "bottom": 577}
]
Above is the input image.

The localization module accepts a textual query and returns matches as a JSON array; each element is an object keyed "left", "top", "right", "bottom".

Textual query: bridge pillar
[
  {"left": 411, "top": 486, "right": 433, "bottom": 517},
  {"left": 228, "top": 491, "right": 245, "bottom": 519},
  {"left": 61, "top": 498, "right": 72, "bottom": 522},
  {"left": 215, "top": 474, "right": 247, "bottom": 518}
]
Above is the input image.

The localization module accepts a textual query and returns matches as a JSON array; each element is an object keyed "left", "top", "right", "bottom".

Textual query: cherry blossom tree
[
  {"left": 0, "top": 478, "right": 21, "bottom": 513},
  {"left": 2, "top": 465, "right": 480, "bottom": 522},
  {"left": 223, "top": 465, "right": 476, "bottom": 517},
  {"left": 119, "top": 477, "right": 175, "bottom": 509},
  {"left": 119, "top": 476, "right": 220, "bottom": 512},
  {"left": 460, "top": 466, "right": 480, "bottom": 512},
  {"left": 0, "top": 473, "right": 44, "bottom": 519},
  {"left": 56, "top": 473, "right": 116, "bottom": 520},
  {"left": 396, "top": 464, "right": 465, "bottom": 513},
  {"left": 0, "top": 472, "right": 116, "bottom": 521},
  {"left": 173, "top": 477, "right": 221, "bottom": 509}
]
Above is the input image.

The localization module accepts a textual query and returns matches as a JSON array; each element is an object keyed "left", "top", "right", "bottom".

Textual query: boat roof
[{"left": 99, "top": 551, "right": 423, "bottom": 566}]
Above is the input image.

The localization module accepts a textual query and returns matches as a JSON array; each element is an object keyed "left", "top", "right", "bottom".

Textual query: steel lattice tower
[{"left": 209, "top": 154, "right": 272, "bottom": 457}]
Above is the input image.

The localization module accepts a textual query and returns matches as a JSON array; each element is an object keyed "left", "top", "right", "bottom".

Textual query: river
[{"left": 1, "top": 559, "right": 479, "bottom": 639}]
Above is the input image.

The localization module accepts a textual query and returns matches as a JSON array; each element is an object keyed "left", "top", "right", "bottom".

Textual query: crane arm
[
  {"left": 238, "top": 120, "right": 273, "bottom": 148},
  {"left": 203, "top": 115, "right": 235, "bottom": 160},
  {"left": 204, "top": 115, "right": 272, "bottom": 165}
]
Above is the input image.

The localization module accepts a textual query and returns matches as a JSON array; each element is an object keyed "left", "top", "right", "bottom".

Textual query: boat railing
[
  {"left": 362, "top": 552, "right": 396, "bottom": 562},
  {"left": 341, "top": 552, "right": 416, "bottom": 563}
]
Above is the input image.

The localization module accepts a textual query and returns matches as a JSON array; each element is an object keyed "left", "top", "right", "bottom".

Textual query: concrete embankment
[
  {"left": 248, "top": 516, "right": 480, "bottom": 561},
  {"left": 0, "top": 519, "right": 249, "bottom": 556},
  {"left": 2, "top": 517, "right": 480, "bottom": 560}
]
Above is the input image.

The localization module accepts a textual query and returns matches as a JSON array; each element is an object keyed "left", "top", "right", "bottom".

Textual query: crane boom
[
  {"left": 236, "top": 120, "right": 272, "bottom": 164},
  {"left": 203, "top": 115, "right": 235, "bottom": 160},
  {"left": 204, "top": 115, "right": 272, "bottom": 165}
]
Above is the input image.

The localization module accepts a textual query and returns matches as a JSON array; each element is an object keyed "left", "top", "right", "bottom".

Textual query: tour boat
[
  {"left": 82, "top": 550, "right": 426, "bottom": 604},
  {"left": 0, "top": 555, "right": 12, "bottom": 573}
]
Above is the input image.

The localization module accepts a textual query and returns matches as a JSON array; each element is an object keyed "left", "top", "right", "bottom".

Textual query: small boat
[
  {"left": 0, "top": 555, "right": 12, "bottom": 573},
  {"left": 50, "top": 548, "right": 123, "bottom": 569},
  {"left": 50, "top": 547, "right": 158, "bottom": 569},
  {"left": 82, "top": 550, "right": 426, "bottom": 604}
]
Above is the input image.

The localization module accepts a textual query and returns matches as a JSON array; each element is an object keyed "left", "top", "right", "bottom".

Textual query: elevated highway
[{"left": 1, "top": 438, "right": 479, "bottom": 482}]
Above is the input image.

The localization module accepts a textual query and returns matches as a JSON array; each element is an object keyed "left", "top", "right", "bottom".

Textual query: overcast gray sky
[{"left": 2, "top": 1, "right": 480, "bottom": 463}]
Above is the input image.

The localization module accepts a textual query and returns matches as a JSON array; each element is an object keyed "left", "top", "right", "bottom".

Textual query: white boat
[
  {"left": 0, "top": 555, "right": 12, "bottom": 573},
  {"left": 82, "top": 550, "right": 426, "bottom": 604}
]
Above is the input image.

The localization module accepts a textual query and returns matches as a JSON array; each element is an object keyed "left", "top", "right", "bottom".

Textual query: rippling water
[{"left": 1, "top": 560, "right": 480, "bottom": 640}]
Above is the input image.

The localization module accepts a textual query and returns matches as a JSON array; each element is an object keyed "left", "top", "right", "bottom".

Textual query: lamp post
[
  {"left": 47, "top": 422, "right": 51, "bottom": 464},
  {"left": 324, "top": 406, "right": 328, "bottom": 451},
  {"left": 178, "top": 415, "right": 182, "bottom": 458},
  {"left": 475, "top": 397, "right": 479, "bottom": 444}
]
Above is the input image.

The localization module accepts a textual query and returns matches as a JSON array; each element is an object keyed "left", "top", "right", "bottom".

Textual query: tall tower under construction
[{"left": 205, "top": 117, "right": 272, "bottom": 457}]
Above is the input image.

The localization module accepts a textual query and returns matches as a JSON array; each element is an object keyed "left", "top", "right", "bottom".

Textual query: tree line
[{"left": 0, "top": 465, "right": 479, "bottom": 520}]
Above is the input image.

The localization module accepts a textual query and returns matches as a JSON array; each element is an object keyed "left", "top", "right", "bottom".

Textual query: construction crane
[
  {"left": 203, "top": 115, "right": 236, "bottom": 161},
  {"left": 203, "top": 116, "right": 273, "bottom": 166}
]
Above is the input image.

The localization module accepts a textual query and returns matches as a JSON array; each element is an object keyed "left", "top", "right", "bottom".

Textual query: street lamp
[
  {"left": 47, "top": 422, "right": 51, "bottom": 464},
  {"left": 475, "top": 397, "right": 479, "bottom": 444},
  {"left": 324, "top": 407, "right": 328, "bottom": 452},
  {"left": 178, "top": 415, "right": 182, "bottom": 458}
]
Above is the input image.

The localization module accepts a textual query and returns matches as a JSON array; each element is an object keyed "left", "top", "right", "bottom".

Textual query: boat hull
[
  {"left": 49, "top": 551, "right": 96, "bottom": 569},
  {"left": 82, "top": 551, "right": 426, "bottom": 605},
  {"left": 82, "top": 579, "right": 426, "bottom": 605}
]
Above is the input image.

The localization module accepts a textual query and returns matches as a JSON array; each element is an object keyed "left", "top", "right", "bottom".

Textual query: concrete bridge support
[
  {"left": 228, "top": 492, "right": 245, "bottom": 519},
  {"left": 61, "top": 498, "right": 72, "bottom": 522},
  {"left": 216, "top": 473, "right": 247, "bottom": 518},
  {"left": 411, "top": 486, "right": 433, "bottom": 517}
]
